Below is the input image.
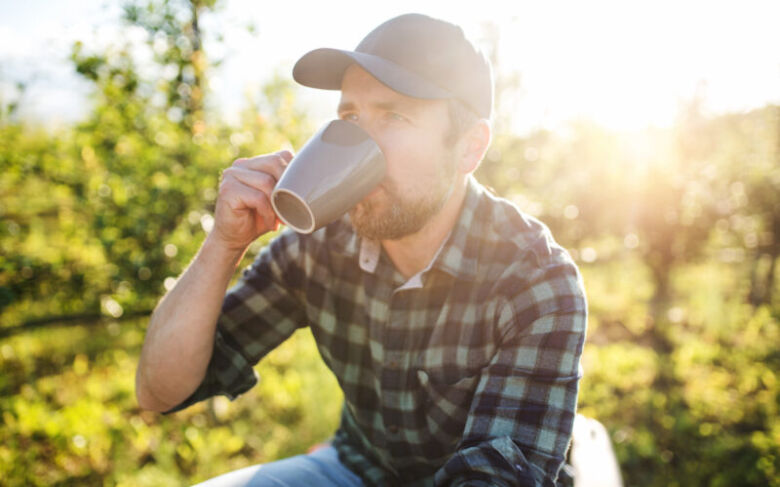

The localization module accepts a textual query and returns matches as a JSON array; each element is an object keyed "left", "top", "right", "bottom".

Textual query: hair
[{"left": 444, "top": 98, "right": 483, "bottom": 147}]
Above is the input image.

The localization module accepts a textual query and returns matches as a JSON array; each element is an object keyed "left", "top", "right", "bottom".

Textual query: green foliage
[
  {"left": 1, "top": 0, "right": 778, "bottom": 485},
  {"left": 579, "top": 259, "right": 779, "bottom": 487},
  {"left": 0, "top": 322, "right": 341, "bottom": 486},
  {"left": 0, "top": 0, "right": 312, "bottom": 328}
]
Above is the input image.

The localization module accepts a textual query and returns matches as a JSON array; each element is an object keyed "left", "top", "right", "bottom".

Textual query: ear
[{"left": 457, "top": 119, "right": 492, "bottom": 174}]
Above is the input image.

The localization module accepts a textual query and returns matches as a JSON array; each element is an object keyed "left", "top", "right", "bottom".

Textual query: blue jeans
[{"left": 192, "top": 446, "right": 364, "bottom": 486}]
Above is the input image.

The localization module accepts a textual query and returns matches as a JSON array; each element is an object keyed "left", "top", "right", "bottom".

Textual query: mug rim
[{"left": 271, "top": 188, "right": 317, "bottom": 234}]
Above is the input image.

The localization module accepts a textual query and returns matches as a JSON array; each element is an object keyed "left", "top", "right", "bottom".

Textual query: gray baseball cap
[{"left": 293, "top": 13, "right": 493, "bottom": 119}]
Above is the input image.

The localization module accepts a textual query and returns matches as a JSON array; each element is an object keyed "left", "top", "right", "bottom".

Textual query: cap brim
[{"left": 293, "top": 48, "right": 452, "bottom": 100}]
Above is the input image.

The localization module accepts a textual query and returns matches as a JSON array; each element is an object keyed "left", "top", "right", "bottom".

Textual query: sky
[{"left": 1, "top": 0, "right": 779, "bottom": 134}]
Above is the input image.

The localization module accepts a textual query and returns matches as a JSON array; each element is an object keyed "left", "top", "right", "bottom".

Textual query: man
[{"left": 136, "top": 13, "right": 587, "bottom": 487}]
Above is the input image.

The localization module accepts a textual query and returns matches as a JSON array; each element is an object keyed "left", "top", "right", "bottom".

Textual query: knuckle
[
  {"left": 258, "top": 173, "right": 275, "bottom": 193},
  {"left": 277, "top": 149, "right": 294, "bottom": 162},
  {"left": 267, "top": 153, "right": 284, "bottom": 166},
  {"left": 257, "top": 190, "right": 270, "bottom": 205},
  {"left": 219, "top": 175, "right": 238, "bottom": 192},
  {"left": 219, "top": 167, "right": 234, "bottom": 182}
]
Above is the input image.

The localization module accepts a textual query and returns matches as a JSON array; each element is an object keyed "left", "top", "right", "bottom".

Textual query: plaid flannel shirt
[{"left": 168, "top": 176, "right": 587, "bottom": 486}]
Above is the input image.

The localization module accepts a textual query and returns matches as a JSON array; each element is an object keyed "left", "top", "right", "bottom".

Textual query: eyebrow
[
  {"left": 336, "top": 101, "right": 354, "bottom": 115},
  {"left": 337, "top": 99, "right": 419, "bottom": 115}
]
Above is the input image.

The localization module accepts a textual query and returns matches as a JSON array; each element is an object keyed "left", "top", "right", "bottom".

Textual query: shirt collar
[
  {"left": 359, "top": 237, "right": 381, "bottom": 273},
  {"left": 431, "top": 175, "right": 482, "bottom": 280},
  {"left": 357, "top": 175, "right": 483, "bottom": 282}
]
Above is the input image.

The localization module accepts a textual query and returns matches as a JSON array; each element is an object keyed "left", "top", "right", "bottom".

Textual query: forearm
[{"left": 135, "top": 234, "right": 246, "bottom": 412}]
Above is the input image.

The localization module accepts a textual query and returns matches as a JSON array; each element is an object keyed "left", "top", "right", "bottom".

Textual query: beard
[{"left": 349, "top": 155, "right": 457, "bottom": 241}]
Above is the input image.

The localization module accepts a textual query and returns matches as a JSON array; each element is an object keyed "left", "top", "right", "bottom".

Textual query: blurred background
[{"left": 0, "top": 0, "right": 778, "bottom": 485}]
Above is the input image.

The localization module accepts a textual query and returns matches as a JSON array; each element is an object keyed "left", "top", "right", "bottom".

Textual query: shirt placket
[
  {"left": 361, "top": 259, "right": 400, "bottom": 459},
  {"left": 383, "top": 279, "right": 426, "bottom": 463}
]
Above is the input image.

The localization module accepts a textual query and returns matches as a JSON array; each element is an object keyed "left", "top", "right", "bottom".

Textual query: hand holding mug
[{"left": 210, "top": 150, "right": 294, "bottom": 252}]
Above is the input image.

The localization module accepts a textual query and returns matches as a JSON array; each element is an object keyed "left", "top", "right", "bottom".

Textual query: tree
[{"left": 1, "top": 0, "right": 312, "bottom": 328}]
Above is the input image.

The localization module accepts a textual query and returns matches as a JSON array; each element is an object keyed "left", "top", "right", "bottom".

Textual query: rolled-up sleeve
[
  {"left": 435, "top": 259, "right": 587, "bottom": 486},
  {"left": 164, "top": 230, "right": 309, "bottom": 414}
]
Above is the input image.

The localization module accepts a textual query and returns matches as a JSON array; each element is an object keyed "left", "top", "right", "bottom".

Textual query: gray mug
[{"left": 271, "top": 120, "right": 386, "bottom": 234}]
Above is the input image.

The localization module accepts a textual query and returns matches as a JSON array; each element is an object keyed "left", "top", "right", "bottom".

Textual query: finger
[
  {"left": 232, "top": 151, "right": 294, "bottom": 181},
  {"left": 222, "top": 166, "right": 277, "bottom": 196},
  {"left": 277, "top": 149, "right": 294, "bottom": 164},
  {"left": 221, "top": 178, "right": 277, "bottom": 230}
]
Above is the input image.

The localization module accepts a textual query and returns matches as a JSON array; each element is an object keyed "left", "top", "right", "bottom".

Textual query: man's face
[{"left": 338, "top": 65, "right": 459, "bottom": 241}]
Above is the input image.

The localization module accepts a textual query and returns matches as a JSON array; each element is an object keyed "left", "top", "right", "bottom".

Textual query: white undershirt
[{"left": 358, "top": 233, "right": 451, "bottom": 292}]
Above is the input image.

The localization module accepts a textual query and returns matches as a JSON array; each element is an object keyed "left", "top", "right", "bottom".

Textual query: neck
[{"left": 381, "top": 176, "right": 469, "bottom": 279}]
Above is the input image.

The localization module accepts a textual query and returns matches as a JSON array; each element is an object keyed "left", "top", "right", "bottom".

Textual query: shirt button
[{"left": 387, "top": 424, "right": 399, "bottom": 434}]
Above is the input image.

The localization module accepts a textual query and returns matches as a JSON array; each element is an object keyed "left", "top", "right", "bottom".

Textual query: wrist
[{"left": 201, "top": 232, "right": 248, "bottom": 269}]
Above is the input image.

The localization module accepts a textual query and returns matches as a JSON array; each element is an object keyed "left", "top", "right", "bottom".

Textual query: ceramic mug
[{"left": 271, "top": 120, "right": 386, "bottom": 234}]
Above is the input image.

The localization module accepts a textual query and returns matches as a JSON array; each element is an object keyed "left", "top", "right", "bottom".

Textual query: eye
[
  {"left": 386, "top": 112, "right": 406, "bottom": 122},
  {"left": 340, "top": 113, "right": 359, "bottom": 122}
]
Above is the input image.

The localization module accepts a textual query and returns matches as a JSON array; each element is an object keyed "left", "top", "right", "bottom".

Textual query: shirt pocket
[{"left": 415, "top": 369, "right": 480, "bottom": 454}]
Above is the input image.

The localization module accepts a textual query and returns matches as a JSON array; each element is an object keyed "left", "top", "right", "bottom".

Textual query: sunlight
[
  {"left": 3, "top": 0, "right": 777, "bottom": 133},
  {"left": 492, "top": 0, "right": 779, "bottom": 132}
]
